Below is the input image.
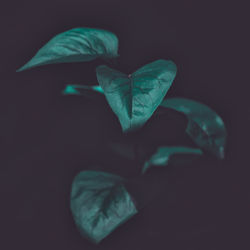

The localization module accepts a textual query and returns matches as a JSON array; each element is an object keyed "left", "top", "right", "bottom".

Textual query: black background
[{"left": 0, "top": 0, "right": 249, "bottom": 249}]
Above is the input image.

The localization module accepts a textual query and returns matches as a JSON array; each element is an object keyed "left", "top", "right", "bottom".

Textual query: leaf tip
[
  {"left": 16, "top": 62, "right": 33, "bottom": 72},
  {"left": 16, "top": 65, "right": 25, "bottom": 72},
  {"left": 62, "top": 85, "right": 79, "bottom": 95},
  {"left": 216, "top": 146, "right": 225, "bottom": 160},
  {"left": 142, "top": 163, "right": 150, "bottom": 174}
]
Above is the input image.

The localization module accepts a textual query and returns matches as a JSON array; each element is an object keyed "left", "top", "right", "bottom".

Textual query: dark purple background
[{"left": 0, "top": 0, "right": 249, "bottom": 249}]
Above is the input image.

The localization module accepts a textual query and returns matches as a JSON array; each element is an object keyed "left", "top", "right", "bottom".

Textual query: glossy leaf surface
[
  {"left": 96, "top": 59, "right": 177, "bottom": 132},
  {"left": 70, "top": 171, "right": 137, "bottom": 244},
  {"left": 142, "top": 146, "right": 203, "bottom": 173},
  {"left": 17, "top": 28, "right": 118, "bottom": 71},
  {"left": 161, "top": 98, "right": 227, "bottom": 159}
]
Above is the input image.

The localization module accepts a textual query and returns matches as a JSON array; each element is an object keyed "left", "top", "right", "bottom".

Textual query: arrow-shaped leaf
[
  {"left": 70, "top": 170, "right": 137, "bottom": 244},
  {"left": 96, "top": 59, "right": 177, "bottom": 132},
  {"left": 17, "top": 27, "right": 119, "bottom": 71},
  {"left": 142, "top": 146, "right": 203, "bottom": 173},
  {"left": 161, "top": 98, "right": 227, "bottom": 159}
]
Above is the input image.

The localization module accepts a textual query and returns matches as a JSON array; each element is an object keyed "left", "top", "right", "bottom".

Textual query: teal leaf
[
  {"left": 70, "top": 170, "right": 137, "bottom": 244},
  {"left": 17, "top": 27, "right": 119, "bottom": 71},
  {"left": 96, "top": 59, "right": 177, "bottom": 132},
  {"left": 142, "top": 146, "right": 203, "bottom": 173},
  {"left": 62, "top": 84, "right": 104, "bottom": 97},
  {"left": 161, "top": 98, "right": 227, "bottom": 159}
]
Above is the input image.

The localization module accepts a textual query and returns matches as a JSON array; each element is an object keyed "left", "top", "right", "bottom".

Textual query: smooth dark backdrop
[{"left": 0, "top": 0, "right": 249, "bottom": 249}]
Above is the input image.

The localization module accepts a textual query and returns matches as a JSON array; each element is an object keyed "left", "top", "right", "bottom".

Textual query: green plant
[{"left": 17, "top": 27, "right": 227, "bottom": 244}]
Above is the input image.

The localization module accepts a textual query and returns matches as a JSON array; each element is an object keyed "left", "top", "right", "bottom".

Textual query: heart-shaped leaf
[
  {"left": 70, "top": 170, "right": 137, "bottom": 244},
  {"left": 161, "top": 98, "right": 227, "bottom": 159},
  {"left": 17, "top": 27, "right": 119, "bottom": 71},
  {"left": 96, "top": 59, "right": 177, "bottom": 132},
  {"left": 142, "top": 146, "right": 203, "bottom": 173},
  {"left": 62, "top": 84, "right": 104, "bottom": 98}
]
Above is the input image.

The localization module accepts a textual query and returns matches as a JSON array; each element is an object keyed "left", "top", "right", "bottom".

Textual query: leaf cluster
[{"left": 18, "top": 27, "right": 227, "bottom": 244}]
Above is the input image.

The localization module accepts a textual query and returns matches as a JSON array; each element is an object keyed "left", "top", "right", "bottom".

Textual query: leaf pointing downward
[
  {"left": 161, "top": 98, "right": 227, "bottom": 159},
  {"left": 70, "top": 171, "right": 137, "bottom": 244},
  {"left": 17, "top": 27, "right": 119, "bottom": 71},
  {"left": 96, "top": 59, "right": 177, "bottom": 132}
]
